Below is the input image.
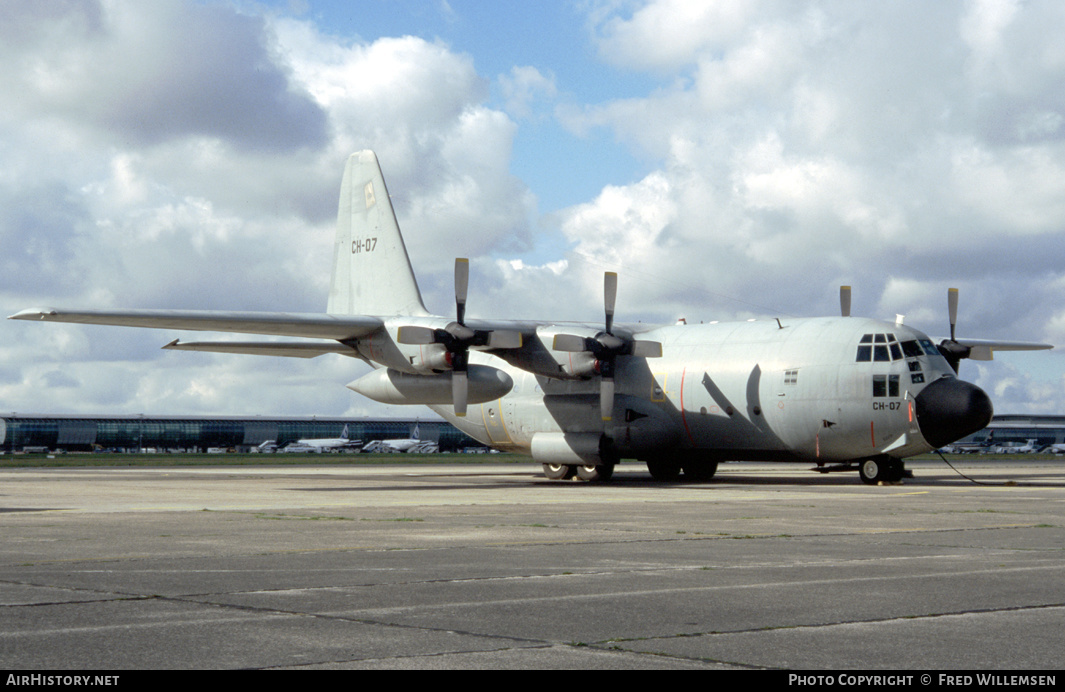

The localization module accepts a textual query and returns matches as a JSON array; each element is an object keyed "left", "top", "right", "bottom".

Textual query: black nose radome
[{"left": 914, "top": 377, "right": 993, "bottom": 449}]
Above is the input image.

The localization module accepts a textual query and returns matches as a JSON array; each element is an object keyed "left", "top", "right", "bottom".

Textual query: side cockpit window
[{"left": 900, "top": 340, "right": 924, "bottom": 358}]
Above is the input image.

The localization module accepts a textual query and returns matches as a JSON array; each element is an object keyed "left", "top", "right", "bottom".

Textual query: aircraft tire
[
  {"left": 646, "top": 459, "right": 682, "bottom": 482},
  {"left": 859, "top": 457, "right": 903, "bottom": 485},
  {"left": 682, "top": 460, "right": 718, "bottom": 482},
  {"left": 859, "top": 459, "right": 881, "bottom": 484},
  {"left": 576, "top": 463, "right": 615, "bottom": 482},
  {"left": 542, "top": 463, "right": 575, "bottom": 480}
]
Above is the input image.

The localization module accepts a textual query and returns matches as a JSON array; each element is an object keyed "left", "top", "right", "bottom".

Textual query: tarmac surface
[{"left": 1, "top": 458, "right": 1064, "bottom": 670}]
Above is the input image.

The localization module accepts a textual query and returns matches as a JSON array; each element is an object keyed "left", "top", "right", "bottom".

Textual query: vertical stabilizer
[{"left": 327, "top": 151, "right": 429, "bottom": 316}]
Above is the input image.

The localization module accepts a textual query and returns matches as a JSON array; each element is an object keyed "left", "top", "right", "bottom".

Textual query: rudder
[{"left": 327, "top": 151, "right": 429, "bottom": 317}]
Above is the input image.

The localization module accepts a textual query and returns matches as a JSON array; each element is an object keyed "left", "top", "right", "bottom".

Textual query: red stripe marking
[{"left": 680, "top": 367, "right": 694, "bottom": 444}]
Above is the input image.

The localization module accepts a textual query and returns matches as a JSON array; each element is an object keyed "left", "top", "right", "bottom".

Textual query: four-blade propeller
[
  {"left": 552, "top": 272, "right": 662, "bottom": 421},
  {"left": 397, "top": 258, "right": 521, "bottom": 416}
]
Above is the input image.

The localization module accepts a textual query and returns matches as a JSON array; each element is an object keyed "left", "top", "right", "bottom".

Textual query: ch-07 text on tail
[{"left": 352, "top": 237, "right": 377, "bottom": 254}]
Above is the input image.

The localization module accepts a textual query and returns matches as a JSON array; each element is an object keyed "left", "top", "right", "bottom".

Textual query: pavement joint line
[{"left": 598, "top": 601, "right": 1065, "bottom": 643}]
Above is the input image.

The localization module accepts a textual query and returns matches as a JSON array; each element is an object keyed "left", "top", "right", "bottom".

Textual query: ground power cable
[{"left": 935, "top": 450, "right": 1017, "bottom": 486}]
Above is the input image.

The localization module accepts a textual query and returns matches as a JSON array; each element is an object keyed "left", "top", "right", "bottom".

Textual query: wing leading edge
[{"left": 8, "top": 308, "right": 383, "bottom": 341}]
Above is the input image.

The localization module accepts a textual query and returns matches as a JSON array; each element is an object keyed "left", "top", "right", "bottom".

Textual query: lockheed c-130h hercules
[{"left": 10, "top": 151, "right": 1053, "bottom": 484}]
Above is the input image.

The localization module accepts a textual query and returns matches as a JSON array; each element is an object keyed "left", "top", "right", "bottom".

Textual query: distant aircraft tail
[{"left": 327, "top": 151, "right": 429, "bottom": 317}]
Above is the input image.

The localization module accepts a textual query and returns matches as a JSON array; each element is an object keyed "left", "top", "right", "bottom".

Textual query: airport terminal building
[
  {"left": 0, "top": 414, "right": 482, "bottom": 453},
  {"left": 953, "top": 414, "right": 1065, "bottom": 450}
]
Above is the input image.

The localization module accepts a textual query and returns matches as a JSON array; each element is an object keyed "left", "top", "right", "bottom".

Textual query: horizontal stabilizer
[
  {"left": 163, "top": 339, "right": 361, "bottom": 359},
  {"left": 9, "top": 308, "right": 383, "bottom": 340}
]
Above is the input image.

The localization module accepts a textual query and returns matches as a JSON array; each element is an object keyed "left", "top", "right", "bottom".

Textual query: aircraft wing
[
  {"left": 8, "top": 308, "right": 383, "bottom": 341},
  {"left": 954, "top": 336, "right": 1052, "bottom": 357},
  {"left": 951, "top": 338, "right": 1054, "bottom": 361}
]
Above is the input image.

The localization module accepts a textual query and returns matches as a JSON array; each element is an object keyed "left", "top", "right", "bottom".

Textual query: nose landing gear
[{"left": 859, "top": 456, "right": 905, "bottom": 485}]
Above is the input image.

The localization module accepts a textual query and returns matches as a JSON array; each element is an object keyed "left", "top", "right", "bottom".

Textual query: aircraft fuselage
[{"left": 438, "top": 316, "right": 990, "bottom": 468}]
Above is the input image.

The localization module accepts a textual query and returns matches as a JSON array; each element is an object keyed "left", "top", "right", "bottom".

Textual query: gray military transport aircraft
[{"left": 10, "top": 151, "right": 1053, "bottom": 484}]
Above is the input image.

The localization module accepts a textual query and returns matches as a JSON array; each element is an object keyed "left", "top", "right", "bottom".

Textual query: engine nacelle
[{"left": 347, "top": 366, "right": 513, "bottom": 405}]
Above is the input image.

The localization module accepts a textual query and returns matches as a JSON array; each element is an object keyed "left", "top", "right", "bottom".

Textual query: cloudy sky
[{"left": 3, "top": 0, "right": 1065, "bottom": 419}]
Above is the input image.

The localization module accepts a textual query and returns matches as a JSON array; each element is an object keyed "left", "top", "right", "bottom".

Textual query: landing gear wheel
[
  {"left": 576, "top": 464, "right": 614, "bottom": 482},
  {"left": 682, "top": 460, "right": 719, "bottom": 482},
  {"left": 859, "top": 458, "right": 903, "bottom": 485},
  {"left": 542, "top": 463, "right": 575, "bottom": 480},
  {"left": 859, "top": 458, "right": 882, "bottom": 485},
  {"left": 646, "top": 459, "right": 682, "bottom": 482}
]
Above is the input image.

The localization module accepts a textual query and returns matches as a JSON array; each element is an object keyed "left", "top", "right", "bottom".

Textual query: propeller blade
[
  {"left": 455, "top": 258, "right": 469, "bottom": 325},
  {"left": 939, "top": 288, "right": 968, "bottom": 374},
  {"left": 630, "top": 340, "right": 663, "bottom": 358},
  {"left": 553, "top": 334, "right": 591, "bottom": 352},
  {"left": 948, "top": 287, "right": 959, "bottom": 341},
  {"left": 840, "top": 286, "right": 851, "bottom": 317},
  {"left": 451, "top": 348, "right": 469, "bottom": 416},
  {"left": 600, "top": 377, "right": 614, "bottom": 422},
  {"left": 452, "top": 369, "right": 468, "bottom": 417},
  {"left": 485, "top": 330, "right": 523, "bottom": 349},
  {"left": 604, "top": 272, "right": 617, "bottom": 335}
]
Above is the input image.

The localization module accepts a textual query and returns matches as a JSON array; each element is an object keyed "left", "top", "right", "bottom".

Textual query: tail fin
[{"left": 327, "top": 151, "right": 429, "bottom": 316}]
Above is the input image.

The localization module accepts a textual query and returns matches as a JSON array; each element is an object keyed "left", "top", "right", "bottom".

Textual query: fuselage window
[
  {"left": 784, "top": 369, "right": 798, "bottom": 385},
  {"left": 873, "top": 374, "right": 900, "bottom": 398}
]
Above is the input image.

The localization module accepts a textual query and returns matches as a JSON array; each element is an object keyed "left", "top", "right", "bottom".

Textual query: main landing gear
[
  {"left": 540, "top": 458, "right": 718, "bottom": 483},
  {"left": 541, "top": 463, "right": 614, "bottom": 482}
]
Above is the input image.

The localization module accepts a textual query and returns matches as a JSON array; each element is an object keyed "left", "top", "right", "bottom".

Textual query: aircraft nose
[{"left": 914, "top": 377, "right": 993, "bottom": 449}]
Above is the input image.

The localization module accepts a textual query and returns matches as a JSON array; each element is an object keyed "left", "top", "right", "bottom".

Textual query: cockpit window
[
  {"left": 918, "top": 339, "right": 939, "bottom": 357},
  {"left": 856, "top": 333, "right": 904, "bottom": 362},
  {"left": 901, "top": 340, "right": 924, "bottom": 358},
  {"left": 858, "top": 334, "right": 949, "bottom": 372}
]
